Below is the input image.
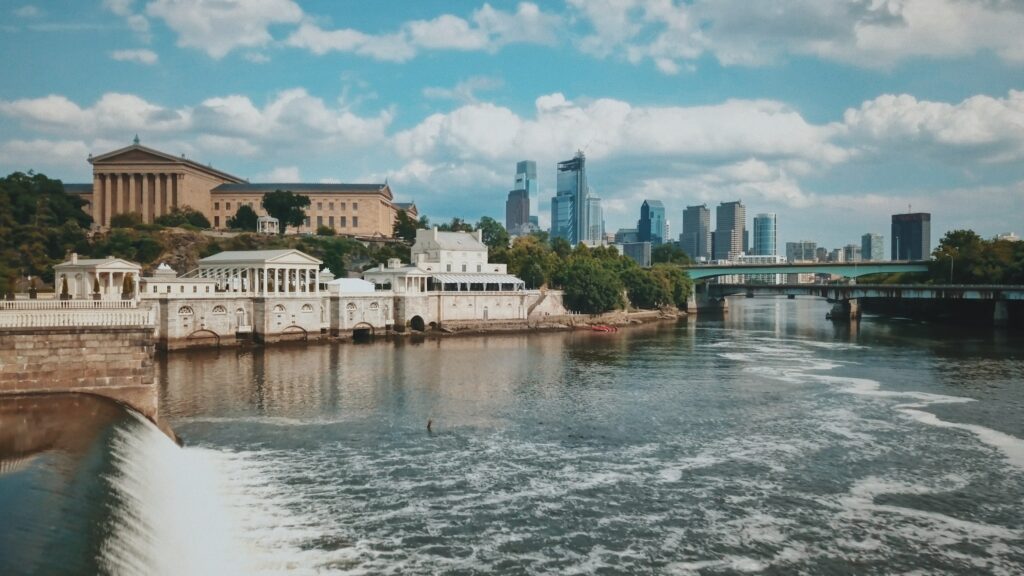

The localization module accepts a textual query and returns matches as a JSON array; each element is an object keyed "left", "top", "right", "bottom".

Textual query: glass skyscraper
[
  {"left": 713, "top": 200, "right": 746, "bottom": 261},
  {"left": 861, "top": 232, "right": 885, "bottom": 261},
  {"left": 681, "top": 204, "right": 711, "bottom": 261},
  {"left": 752, "top": 213, "right": 777, "bottom": 256},
  {"left": 586, "top": 195, "right": 604, "bottom": 246},
  {"left": 515, "top": 161, "right": 537, "bottom": 197},
  {"left": 891, "top": 213, "right": 931, "bottom": 260},
  {"left": 638, "top": 200, "right": 666, "bottom": 246},
  {"left": 551, "top": 152, "right": 589, "bottom": 246},
  {"left": 506, "top": 161, "right": 535, "bottom": 236}
]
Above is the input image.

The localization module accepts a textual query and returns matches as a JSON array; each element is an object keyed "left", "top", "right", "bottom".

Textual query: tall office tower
[
  {"left": 785, "top": 240, "right": 817, "bottom": 262},
  {"left": 586, "top": 195, "right": 605, "bottom": 246},
  {"left": 551, "top": 151, "right": 589, "bottom": 245},
  {"left": 515, "top": 160, "right": 538, "bottom": 196},
  {"left": 752, "top": 213, "right": 777, "bottom": 256},
  {"left": 505, "top": 189, "right": 530, "bottom": 236},
  {"left": 814, "top": 247, "right": 828, "bottom": 262},
  {"left": 861, "top": 233, "right": 885, "bottom": 261},
  {"left": 638, "top": 200, "right": 666, "bottom": 246},
  {"left": 891, "top": 212, "right": 931, "bottom": 260},
  {"left": 681, "top": 204, "right": 711, "bottom": 261},
  {"left": 843, "top": 243, "right": 862, "bottom": 262},
  {"left": 713, "top": 200, "right": 746, "bottom": 261}
]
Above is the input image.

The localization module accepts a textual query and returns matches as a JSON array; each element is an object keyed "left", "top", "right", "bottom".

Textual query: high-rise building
[
  {"left": 615, "top": 228, "right": 639, "bottom": 244},
  {"left": 638, "top": 200, "right": 666, "bottom": 246},
  {"left": 505, "top": 189, "right": 530, "bottom": 236},
  {"left": 752, "top": 213, "right": 777, "bottom": 256},
  {"left": 550, "top": 152, "right": 589, "bottom": 245},
  {"left": 515, "top": 160, "right": 538, "bottom": 196},
  {"left": 680, "top": 204, "right": 711, "bottom": 262},
  {"left": 843, "top": 244, "right": 862, "bottom": 262},
  {"left": 623, "top": 242, "right": 652, "bottom": 267},
  {"left": 861, "top": 233, "right": 885, "bottom": 261},
  {"left": 891, "top": 212, "right": 931, "bottom": 260},
  {"left": 814, "top": 247, "right": 828, "bottom": 262},
  {"left": 713, "top": 200, "right": 746, "bottom": 261},
  {"left": 586, "top": 195, "right": 605, "bottom": 246},
  {"left": 785, "top": 240, "right": 817, "bottom": 262}
]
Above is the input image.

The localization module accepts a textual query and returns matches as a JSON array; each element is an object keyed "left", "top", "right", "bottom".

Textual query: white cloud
[
  {"left": 14, "top": 5, "right": 40, "bottom": 18},
  {"left": 0, "top": 139, "right": 91, "bottom": 174},
  {"left": 258, "top": 166, "right": 301, "bottom": 181},
  {"left": 110, "top": 48, "right": 158, "bottom": 65},
  {"left": 841, "top": 90, "right": 1024, "bottom": 163},
  {"left": 422, "top": 76, "right": 505, "bottom": 103},
  {"left": 286, "top": 2, "right": 559, "bottom": 62},
  {"left": 103, "top": 0, "right": 149, "bottom": 35},
  {"left": 570, "top": 0, "right": 1024, "bottom": 73},
  {"left": 147, "top": 0, "right": 303, "bottom": 59}
]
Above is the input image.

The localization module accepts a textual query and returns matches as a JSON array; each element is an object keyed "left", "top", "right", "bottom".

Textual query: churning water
[{"left": 2, "top": 297, "right": 1024, "bottom": 574}]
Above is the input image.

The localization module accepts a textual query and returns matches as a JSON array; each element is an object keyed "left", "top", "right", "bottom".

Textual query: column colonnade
[{"left": 94, "top": 171, "right": 181, "bottom": 227}]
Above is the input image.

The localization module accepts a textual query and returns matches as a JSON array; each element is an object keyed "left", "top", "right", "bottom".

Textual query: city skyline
[{"left": 0, "top": 1, "right": 1022, "bottom": 247}]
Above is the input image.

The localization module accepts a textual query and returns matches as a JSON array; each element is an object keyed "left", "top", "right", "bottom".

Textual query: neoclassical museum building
[{"left": 67, "top": 138, "right": 416, "bottom": 237}]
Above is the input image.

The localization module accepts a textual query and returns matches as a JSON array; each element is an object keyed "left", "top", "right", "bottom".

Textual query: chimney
[
  {"left": 475, "top": 229, "right": 483, "bottom": 243},
  {"left": 432, "top": 226, "right": 438, "bottom": 240},
  {"left": 71, "top": 252, "right": 78, "bottom": 264}
]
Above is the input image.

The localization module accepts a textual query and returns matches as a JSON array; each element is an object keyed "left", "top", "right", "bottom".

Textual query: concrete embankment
[
  {"left": 859, "top": 298, "right": 1022, "bottom": 329},
  {"left": 0, "top": 326, "right": 158, "bottom": 419},
  {"left": 427, "top": 308, "right": 683, "bottom": 336}
]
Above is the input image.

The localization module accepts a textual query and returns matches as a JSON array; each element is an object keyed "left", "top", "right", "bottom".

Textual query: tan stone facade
[
  {"left": 210, "top": 184, "right": 399, "bottom": 236},
  {"left": 72, "top": 142, "right": 414, "bottom": 237}
]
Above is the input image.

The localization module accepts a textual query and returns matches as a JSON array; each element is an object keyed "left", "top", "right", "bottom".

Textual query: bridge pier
[
  {"left": 829, "top": 298, "right": 861, "bottom": 321},
  {"left": 686, "top": 286, "right": 729, "bottom": 314},
  {"left": 994, "top": 300, "right": 1009, "bottom": 327}
]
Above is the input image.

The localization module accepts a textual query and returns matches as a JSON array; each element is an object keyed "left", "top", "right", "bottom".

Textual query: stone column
[
  {"left": 127, "top": 173, "right": 136, "bottom": 216},
  {"left": 171, "top": 173, "right": 179, "bottom": 210},
  {"left": 141, "top": 173, "right": 150, "bottom": 222},
  {"left": 101, "top": 174, "right": 111, "bottom": 227},
  {"left": 93, "top": 173, "right": 103, "bottom": 227}
]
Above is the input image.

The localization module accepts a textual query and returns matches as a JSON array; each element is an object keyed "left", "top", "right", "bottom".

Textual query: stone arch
[
  {"left": 352, "top": 322, "right": 374, "bottom": 339},
  {"left": 369, "top": 302, "right": 379, "bottom": 310},
  {"left": 301, "top": 303, "right": 314, "bottom": 313},
  {"left": 235, "top": 307, "right": 247, "bottom": 326},
  {"left": 212, "top": 305, "right": 227, "bottom": 314},
  {"left": 186, "top": 329, "right": 220, "bottom": 346},
  {"left": 273, "top": 304, "right": 286, "bottom": 312},
  {"left": 410, "top": 315, "right": 426, "bottom": 332},
  {"left": 346, "top": 302, "right": 357, "bottom": 310},
  {"left": 178, "top": 306, "right": 194, "bottom": 316},
  {"left": 279, "top": 325, "right": 308, "bottom": 342}
]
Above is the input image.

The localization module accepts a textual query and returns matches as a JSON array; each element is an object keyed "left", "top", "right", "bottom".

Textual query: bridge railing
[
  {"left": 0, "top": 305, "right": 155, "bottom": 329},
  {"left": 0, "top": 299, "right": 139, "bottom": 310}
]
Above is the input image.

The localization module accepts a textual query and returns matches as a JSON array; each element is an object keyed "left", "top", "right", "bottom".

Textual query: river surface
[{"left": 2, "top": 297, "right": 1024, "bottom": 574}]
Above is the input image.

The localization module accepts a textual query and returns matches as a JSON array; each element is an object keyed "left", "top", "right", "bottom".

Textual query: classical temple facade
[{"left": 71, "top": 138, "right": 415, "bottom": 237}]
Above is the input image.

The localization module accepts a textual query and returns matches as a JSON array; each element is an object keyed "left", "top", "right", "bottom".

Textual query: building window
[
  {"left": 329, "top": 202, "right": 334, "bottom": 210},
  {"left": 226, "top": 202, "right": 232, "bottom": 211},
  {"left": 152, "top": 286, "right": 158, "bottom": 293},
  {"left": 462, "top": 264, "right": 467, "bottom": 272},
  {"left": 212, "top": 305, "right": 226, "bottom": 315},
  {"left": 329, "top": 216, "right": 334, "bottom": 227},
  {"left": 317, "top": 202, "right": 323, "bottom": 210},
  {"left": 352, "top": 216, "right": 358, "bottom": 227},
  {"left": 193, "top": 286, "right": 197, "bottom": 293},
  {"left": 304, "top": 217, "right": 310, "bottom": 227},
  {"left": 214, "top": 201, "right": 220, "bottom": 210},
  {"left": 446, "top": 264, "right": 451, "bottom": 272},
  {"left": 352, "top": 202, "right": 358, "bottom": 211},
  {"left": 178, "top": 306, "right": 193, "bottom": 316},
  {"left": 340, "top": 202, "right": 346, "bottom": 210},
  {"left": 339, "top": 216, "right": 346, "bottom": 228},
  {"left": 477, "top": 265, "right": 481, "bottom": 272},
  {"left": 214, "top": 216, "right": 220, "bottom": 227},
  {"left": 317, "top": 215, "right": 323, "bottom": 227}
]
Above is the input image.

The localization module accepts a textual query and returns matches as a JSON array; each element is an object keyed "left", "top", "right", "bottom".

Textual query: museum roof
[{"left": 211, "top": 183, "right": 391, "bottom": 197}]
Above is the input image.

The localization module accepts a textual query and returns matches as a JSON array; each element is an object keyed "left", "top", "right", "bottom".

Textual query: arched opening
[
  {"left": 279, "top": 325, "right": 308, "bottom": 342},
  {"left": 410, "top": 315, "right": 426, "bottom": 332},
  {"left": 352, "top": 322, "right": 374, "bottom": 342},
  {"left": 186, "top": 329, "right": 220, "bottom": 347}
]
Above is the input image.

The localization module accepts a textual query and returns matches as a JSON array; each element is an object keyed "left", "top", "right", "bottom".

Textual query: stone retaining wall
[{"left": 0, "top": 327, "right": 157, "bottom": 418}]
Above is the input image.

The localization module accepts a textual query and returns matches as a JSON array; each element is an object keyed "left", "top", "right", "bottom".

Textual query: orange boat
[{"left": 591, "top": 325, "right": 618, "bottom": 333}]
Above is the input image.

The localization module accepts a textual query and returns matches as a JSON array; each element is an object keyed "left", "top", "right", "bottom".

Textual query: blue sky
[{"left": 1, "top": 0, "right": 1022, "bottom": 249}]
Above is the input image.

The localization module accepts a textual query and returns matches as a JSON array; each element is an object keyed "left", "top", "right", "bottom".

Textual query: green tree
[
  {"left": 316, "top": 225, "right": 336, "bottom": 236},
  {"left": 227, "top": 204, "right": 258, "bottom": 231},
  {"left": 154, "top": 206, "right": 210, "bottom": 229},
  {"left": 393, "top": 209, "right": 425, "bottom": 242},
  {"left": 562, "top": 256, "right": 624, "bottom": 314},
  {"left": 551, "top": 236, "right": 572, "bottom": 259},
  {"left": 475, "top": 216, "right": 510, "bottom": 249},
  {"left": 110, "top": 212, "right": 144, "bottom": 228},
  {"left": 652, "top": 243, "right": 691, "bottom": 265},
  {"left": 437, "top": 217, "right": 474, "bottom": 232},
  {"left": 261, "top": 190, "right": 310, "bottom": 235}
]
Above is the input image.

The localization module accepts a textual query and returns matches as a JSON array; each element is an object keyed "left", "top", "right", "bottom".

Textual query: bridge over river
[{"left": 682, "top": 260, "right": 929, "bottom": 280}]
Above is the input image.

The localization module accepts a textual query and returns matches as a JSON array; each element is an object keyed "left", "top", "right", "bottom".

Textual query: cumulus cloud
[
  {"left": 841, "top": 90, "right": 1024, "bottom": 163},
  {"left": 422, "top": 76, "right": 505, "bottom": 103},
  {"left": 258, "top": 166, "right": 301, "bottom": 181},
  {"left": 147, "top": 0, "right": 303, "bottom": 58},
  {"left": 110, "top": 48, "right": 158, "bottom": 65},
  {"left": 569, "top": 0, "right": 1024, "bottom": 73},
  {"left": 286, "top": 2, "right": 559, "bottom": 62},
  {"left": 0, "top": 139, "right": 91, "bottom": 174},
  {"left": 103, "top": 0, "right": 149, "bottom": 36}
]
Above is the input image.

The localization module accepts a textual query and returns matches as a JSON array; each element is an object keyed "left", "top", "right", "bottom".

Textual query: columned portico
[{"left": 190, "top": 250, "right": 323, "bottom": 297}]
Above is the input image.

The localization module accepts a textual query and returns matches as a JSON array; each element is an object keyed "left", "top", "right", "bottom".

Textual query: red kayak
[{"left": 591, "top": 325, "right": 618, "bottom": 333}]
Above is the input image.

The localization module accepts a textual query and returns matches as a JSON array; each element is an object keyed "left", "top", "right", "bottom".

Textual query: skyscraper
[
  {"left": 638, "top": 200, "right": 666, "bottom": 246},
  {"left": 752, "top": 213, "right": 777, "bottom": 256},
  {"left": 514, "top": 160, "right": 538, "bottom": 196},
  {"left": 681, "top": 204, "right": 711, "bottom": 261},
  {"left": 785, "top": 240, "right": 817, "bottom": 262},
  {"left": 551, "top": 152, "right": 589, "bottom": 245},
  {"left": 891, "top": 212, "right": 931, "bottom": 260},
  {"left": 713, "top": 200, "right": 746, "bottom": 261},
  {"left": 505, "top": 189, "right": 529, "bottom": 236},
  {"left": 586, "top": 195, "right": 604, "bottom": 246},
  {"left": 861, "top": 233, "right": 885, "bottom": 261}
]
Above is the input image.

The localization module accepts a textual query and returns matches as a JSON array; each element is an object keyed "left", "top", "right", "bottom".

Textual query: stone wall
[{"left": 0, "top": 327, "right": 157, "bottom": 418}]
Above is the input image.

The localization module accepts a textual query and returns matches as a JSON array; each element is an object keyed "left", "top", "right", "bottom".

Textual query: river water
[{"left": 2, "top": 297, "right": 1024, "bottom": 574}]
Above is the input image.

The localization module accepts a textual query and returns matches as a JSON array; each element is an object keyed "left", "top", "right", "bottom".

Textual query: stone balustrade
[
  {"left": 0, "top": 299, "right": 139, "bottom": 310},
  {"left": 0, "top": 307, "right": 154, "bottom": 328}
]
